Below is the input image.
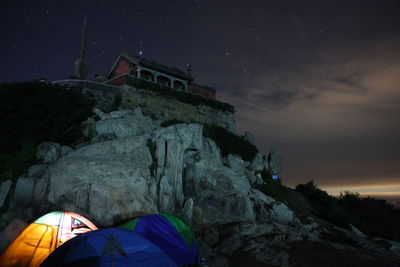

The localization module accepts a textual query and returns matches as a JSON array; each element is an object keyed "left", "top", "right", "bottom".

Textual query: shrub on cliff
[
  {"left": 254, "top": 169, "right": 288, "bottom": 202},
  {"left": 160, "top": 119, "right": 185, "bottom": 127},
  {"left": 296, "top": 180, "right": 400, "bottom": 241},
  {"left": 159, "top": 121, "right": 258, "bottom": 162},
  {"left": 0, "top": 81, "right": 95, "bottom": 182},
  {"left": 203, "top": 124, "right": 258, "bottom": 162},
  {"left": 126, "top": 76, "right": 235, "bottom": 113}
]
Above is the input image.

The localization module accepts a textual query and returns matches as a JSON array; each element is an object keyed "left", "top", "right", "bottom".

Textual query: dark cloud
[{"left": 226, "top": 36, "right": 400, "bottom": 192}]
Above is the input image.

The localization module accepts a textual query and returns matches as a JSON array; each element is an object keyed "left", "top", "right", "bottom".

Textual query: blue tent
[
  {"left": 41, "top": 228, "right": 178, "bottom": 267},
  {"left": 119, "top": 214, "right": 200, "bottom": 266}
]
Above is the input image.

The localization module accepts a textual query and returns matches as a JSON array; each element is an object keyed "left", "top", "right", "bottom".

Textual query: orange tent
[{"left": 0, "top": 211, "right": 97, "bottom": 267}]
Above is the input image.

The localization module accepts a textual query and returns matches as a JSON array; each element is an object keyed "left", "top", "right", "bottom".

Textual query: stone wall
[
  {"left": 54, "top": 80, "right": 236, "bottom": 132},
  {"left": 119, "top": 86, "right": 236, "bottom": 132}
]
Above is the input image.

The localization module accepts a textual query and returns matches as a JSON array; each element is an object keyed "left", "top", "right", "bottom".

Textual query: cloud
[
  {"left": 218, "top": 37, "right": 400, "bottom": 189},
  {"left": 228, "top": 37, "right": 400, "bottom": 140}
]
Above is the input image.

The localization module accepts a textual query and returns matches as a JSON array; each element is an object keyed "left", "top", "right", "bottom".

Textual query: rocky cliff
[{"left": 1, "top": 108, "right": 399, "bottom": 266}]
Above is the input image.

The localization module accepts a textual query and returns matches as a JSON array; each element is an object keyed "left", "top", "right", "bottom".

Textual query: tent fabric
[
  {"left": 159, "top": 213, "right": 194, "bottom": 249},
  {"left": 119, "top": 214, "right": 200, "bottom": 266},
  {"left": 119, "top": 217, "right": 140, "bottom": 232},
  {"left": 0, "top": 211, "right": 97, "bottom": 267},
  {"left": 41, "top": 228, "right": 178, "bottom": 267}
]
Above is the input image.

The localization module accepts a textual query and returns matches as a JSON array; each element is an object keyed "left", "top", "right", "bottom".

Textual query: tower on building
[{"left": 74, "top": 18, "right": 89, "bottom": 79}]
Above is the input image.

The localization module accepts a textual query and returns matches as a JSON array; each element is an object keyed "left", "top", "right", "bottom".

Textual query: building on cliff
[
  {"left": 68, "top": 19, "right": 215, "bottom": 99},
  {"left": 102, "top": 51, "right": 216, "bottom": 99},
  {"left": 54, "top": 19, "right": 234, "bottom": 131}
]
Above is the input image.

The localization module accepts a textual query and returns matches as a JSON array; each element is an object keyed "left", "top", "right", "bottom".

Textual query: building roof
[
  {"left": 191, "top": 83, "right": 216, "bottom": 93},
  {"left": 107, "top": 51, "right": 193, "bottom": 81}
]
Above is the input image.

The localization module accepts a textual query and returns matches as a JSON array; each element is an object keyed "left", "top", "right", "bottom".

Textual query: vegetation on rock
[
  {"left": 0, "top": 81, "right": 95, "bottom": 182},
  {"left": 253, "top": 169, "right": 288, "bottom": 202},
  {"left": 160, "top": 119, "right": 258, "bottom": 161},
  {"left": 203, "top": 124, "right": 258, "bottom": 162},
  {"left": 126, "top": 75, "right": 235, "bottom": 113},
  {"left": 160, "top": 119, "right": 185, "bottom": 127},
  {"left": 160, "top": 120, "right": 258, "bottom": 162},
  {"left": 296, "top": 180, "right": 400, "bottom": 241}
]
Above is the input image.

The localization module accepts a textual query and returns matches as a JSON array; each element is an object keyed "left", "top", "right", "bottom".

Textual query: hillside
[{"left": 0, "top": 81, "right": 400, "bottom": 266}]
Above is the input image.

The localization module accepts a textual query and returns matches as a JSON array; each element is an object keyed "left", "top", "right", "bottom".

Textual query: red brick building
[{"left": 104, "top": 52, "right": 216, "bottom": 99}]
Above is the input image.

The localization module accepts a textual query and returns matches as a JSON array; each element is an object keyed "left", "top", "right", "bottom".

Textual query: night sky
[{"left": 1, "top": 0, "right": 399, "bottom": 201}]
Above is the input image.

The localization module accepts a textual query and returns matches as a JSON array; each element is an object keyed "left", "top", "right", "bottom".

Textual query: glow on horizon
[{"left": 322, "top": 183, "right": 400, "bottom": 197}]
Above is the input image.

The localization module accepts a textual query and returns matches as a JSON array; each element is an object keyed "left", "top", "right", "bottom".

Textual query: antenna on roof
[{"left": 74, "top": 17, "right": 89, "bottom": 79}]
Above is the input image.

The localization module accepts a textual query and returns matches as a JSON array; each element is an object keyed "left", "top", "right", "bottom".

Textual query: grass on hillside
[
  {"left": 296, "top": 180, "right": 400, "bottom": 241},
  {"left": 0, "top": 81, "right": 95, "bottom": 182}
]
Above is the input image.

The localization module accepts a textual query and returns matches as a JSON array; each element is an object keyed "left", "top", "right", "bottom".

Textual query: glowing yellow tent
[{"left": 0, "top": 211, "right": 97, "bottom": 267}]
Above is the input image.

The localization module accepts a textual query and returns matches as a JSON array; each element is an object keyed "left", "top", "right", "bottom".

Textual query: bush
[
  {"left": 125, "top": 76, "right": 235, "bottom": 113},
  {"left": 0, "top": 140, "right": 37, "bottom": 182},
  {"left": 296, "top": 180, "right": 400, "bottom": 241},
  {"left": 0, "top": 81, "right": 95, "bottom": 182},
  {"left": 203, "top": 124, "right": 258, "bottom": 162},
  {"left": 160, "top": 119, "right": 185, "bottom": 127},
  {"left": 254, "top": 169, "right": 287, "bottom": 202}
]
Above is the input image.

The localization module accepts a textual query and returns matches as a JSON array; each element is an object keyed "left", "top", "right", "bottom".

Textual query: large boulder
[
  {"left": 227, "top": 154, "right": 246, "bottom": 176},
  {"left": 152, "top": 123, "right": 203, "bottom": 214},
  {"left": 38, "top": 135, "right": 158, "bottom": 225},
  {"left": 36, "top": 142, "right": 61, "bottom": 163},
  {"left": 249, "top": 153, "right": 264, "bottom": 172},
  {"left": 0, "top": 180, "right": 12, "bottom": 209},
  {"left": 14, "top": 178, "right": 36, "bottom": 207},
  {"left": 186, "top": 150, "right": 257, "bottom": 225},
  {"left": 94, "top": 109, "right": 154, "bottom": 139},
  {"left": 268, "top": 149, "right": 283, "bottom": 174}
]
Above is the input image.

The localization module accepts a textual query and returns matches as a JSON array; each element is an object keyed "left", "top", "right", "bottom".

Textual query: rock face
[
  {"left": 36, "top": 142, "right": 61, "bottom": 163},
  {"left": 1, "top": 108, "right": 400, "bottom": 266},
  {"left": 120, "top": 87, "right": 236, "bottom": 132},
  {"left": 268, "top": 148, "right": 283, "bottom": 174},
  {"left": 0, "top": 180, "right": 12, "bottom": 209},
  {"left": 2, "top": 109, "right": 278, "bottom": 228}
]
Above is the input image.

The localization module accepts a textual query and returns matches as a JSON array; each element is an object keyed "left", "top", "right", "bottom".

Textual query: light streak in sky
[{"left": 241, "top": 101, "right": 273, "bottom": 113}]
